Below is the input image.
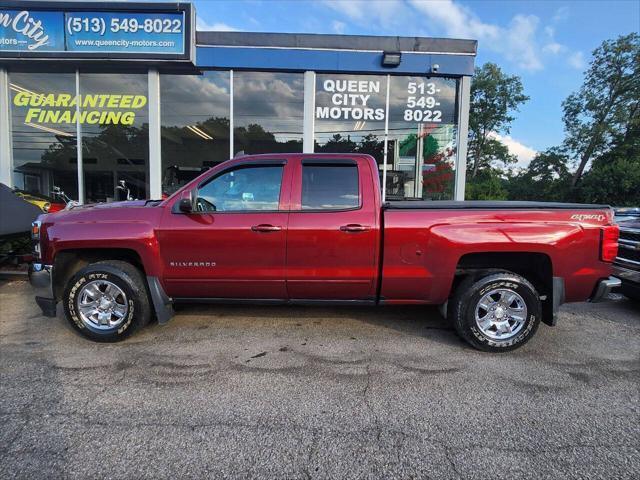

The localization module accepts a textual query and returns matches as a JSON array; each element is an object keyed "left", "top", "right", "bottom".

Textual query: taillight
[{"left": 600, "top": 225, "right": 619, "bottom": 262}]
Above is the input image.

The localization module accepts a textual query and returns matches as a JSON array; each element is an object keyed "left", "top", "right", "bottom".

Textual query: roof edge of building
[{"left": 196, "top": 31, "right": 477, "bottom": 55}]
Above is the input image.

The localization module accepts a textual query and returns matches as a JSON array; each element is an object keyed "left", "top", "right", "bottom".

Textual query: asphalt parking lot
[{"left": 1, "top": 279, "right": 638, "bottom": 479}]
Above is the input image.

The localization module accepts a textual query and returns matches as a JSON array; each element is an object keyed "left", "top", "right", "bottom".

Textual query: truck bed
[{"left": 384, "top": 200, "right": 610, "bottom": 210}]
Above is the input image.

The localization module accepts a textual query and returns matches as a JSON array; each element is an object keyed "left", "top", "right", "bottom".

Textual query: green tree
[
  {"left": 468, "top": 63, "right": 529, "bottom": 178},
  {"left": 316, "top": 134, "right": 357, "bottom": 153},
  {"left": 506, "top": 148, "right": 572, "bottom": 201},
  {"left": 465, "top": 168, "right": 509, "bottom": 200},
  {"left": 576, "top": 116, "right": 640, "bottom": 205},
  {"left": 562, "top": 33, "right": 640, "bottom": 187}
]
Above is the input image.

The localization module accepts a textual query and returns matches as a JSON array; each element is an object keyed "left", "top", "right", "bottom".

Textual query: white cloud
[
  {"left": 543, "top": 42, "right": 564, "bottom": 55},
  {"left": 409, "top": 0, "right": 499, "bottom": 40},
  {"left": 568, "top": 51, "right": 585, "bottom": 70},
  {"left": 196, "top": 16, "right": 238, "bottom": 32},
  {"left": 489, "top": 132, "right": 538, "bottom": 168},
  {"left": 332, "top": 20, "right": 346, "bottom": 34},
  {"left": 552, "top": 6, "right": 570, "bottom": 23},
  {"left": 322, "top": 0, "right": 409, "bottom": 30},
  {"left": 408, "top": 0, "right": 543, "bottom": 71},
  {"left": 504, "top": 14, "right": 542, "bottom": 71},
  {"left": 321, "top": 0, "right": 588, "bottom": 73}
]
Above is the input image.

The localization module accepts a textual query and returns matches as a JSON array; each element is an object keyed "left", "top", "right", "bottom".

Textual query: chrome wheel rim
[
  {"left": 77, "top": 280, "right": 128, "bottom": 330},
  {"left": 475, "top": 288, "right": 527, "bottom": 340}
]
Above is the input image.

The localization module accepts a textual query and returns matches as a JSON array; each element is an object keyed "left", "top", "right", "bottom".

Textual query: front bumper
[
  {"left": 28, "top": 263, "right": 57, "bottom": 317},
  {"left": 589, "top": 276, "right": 621, "bottom": 303}
]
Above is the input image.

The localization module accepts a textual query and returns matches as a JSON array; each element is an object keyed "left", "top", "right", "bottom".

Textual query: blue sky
[{"left": 194, "top": 0, "right": 639, "bottom": 167}]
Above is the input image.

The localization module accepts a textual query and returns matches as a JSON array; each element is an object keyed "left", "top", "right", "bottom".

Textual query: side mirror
[{"left": 178, "top": 198, "right": 193, "bottom": 213}]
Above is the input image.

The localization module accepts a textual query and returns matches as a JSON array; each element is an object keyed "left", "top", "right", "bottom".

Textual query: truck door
[
  {"left": 157, "top": 159, "right": 291, "bottom": 299},
  {"left": 286, "top": 156, "right": 380, "bottom": 301}
]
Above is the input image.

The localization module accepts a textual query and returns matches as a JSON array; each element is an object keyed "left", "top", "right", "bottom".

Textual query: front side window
[
  {"left": 301, "top": 164, "right": 359, "bottom": 210},
  {"left": 196, "top": 165, "right": 283, "bottom": 212}
]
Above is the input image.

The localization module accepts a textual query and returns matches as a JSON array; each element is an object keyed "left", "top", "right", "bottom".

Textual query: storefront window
[
  {"left": 387, "top": 76, "right": 458, "bottom": 200},
  {"left": 314, "top": 74, "right": 388, "bottom": 179},
  {"left": 79, "top": 73, "right": 149, "bottom": 203},
  {"left": 160, "top": 72, "right": 230, "bottom": 196},
  {"left": 233, "top": 72, "right": 303, "bottom": 155},
  {"left": 9, "top": 72, "right": 78, "bottom": 203}
]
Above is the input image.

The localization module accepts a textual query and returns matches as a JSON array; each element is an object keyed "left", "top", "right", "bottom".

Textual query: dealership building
[{"left": 0, "top": 1, "right": 476, "bottom": 204}]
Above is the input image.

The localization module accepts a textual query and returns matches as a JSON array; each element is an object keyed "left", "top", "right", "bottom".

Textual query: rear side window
[{"left": 301, "top": 164, "right": 359, "bottom": 210}]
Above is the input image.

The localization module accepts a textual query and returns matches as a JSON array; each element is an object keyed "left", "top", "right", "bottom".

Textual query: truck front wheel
[
  {"left": 449, "top": 272, "right": 542, "bottom": 352},
  {"left": 63, "top": 260, "right": 151, "bottom": 342}
]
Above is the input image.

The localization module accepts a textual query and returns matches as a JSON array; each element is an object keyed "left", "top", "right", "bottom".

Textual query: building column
[
  {"left": 229, "top": 70, "right": 234, "bottom": 158},
  {"left": 454, "top": 75, "right": 471, "bottom": 201},
  {"left": 148, "top": 68, "right": 162, "bottom": 199},
  {"left": 0, "top": 67, "right": 13, "bottom": 188},
  {"left": 302, "top": 71, "right": 316, "bottom": 153},
  {"left": 75, "top": 70, "right": 84, "bottom": 203}
]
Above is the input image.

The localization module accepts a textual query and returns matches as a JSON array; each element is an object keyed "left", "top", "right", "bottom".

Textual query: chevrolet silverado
[{"left": 29, "top": 153, "right": 620, "bottom": 351}]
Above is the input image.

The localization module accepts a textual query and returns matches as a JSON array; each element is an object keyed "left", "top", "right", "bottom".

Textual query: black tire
[
  {"left": 449, "top": 271, "right": 542, "bottom": 352},
  {"left": 63, "top": 260, "right": 151, "bottom": 342}
]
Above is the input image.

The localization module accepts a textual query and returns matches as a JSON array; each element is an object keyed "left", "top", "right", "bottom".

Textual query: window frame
[{"left": 297, "top": 159, "right": 362, "bottom": 213}]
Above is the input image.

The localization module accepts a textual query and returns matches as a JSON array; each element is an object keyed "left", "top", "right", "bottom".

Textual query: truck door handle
[
  {"left": 340, "top": 224, "right": 371, "bottom": 233},
  {"left": 251, "top": 224, "right": 282, "bottom": 233}
]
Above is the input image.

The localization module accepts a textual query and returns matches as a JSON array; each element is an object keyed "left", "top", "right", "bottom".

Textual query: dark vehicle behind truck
[{"left": 613, "top": 209, "right": 640, "bottom": 301}]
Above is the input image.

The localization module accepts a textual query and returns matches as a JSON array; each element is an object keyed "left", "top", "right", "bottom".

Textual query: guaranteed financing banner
[
  {"left": 0, "top": 7, "right": 186, "bottom": 56},
  {"left": 14, "top": 91, "right": 148, "bottom": 126}
]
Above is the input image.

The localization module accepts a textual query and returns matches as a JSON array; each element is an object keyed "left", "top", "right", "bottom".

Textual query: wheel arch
[
  {"left": 52, "top": 248, "right": 146, "bottom": 301},
  {"left": 452, "top": 251, "right": 557, "bottom": 326}
]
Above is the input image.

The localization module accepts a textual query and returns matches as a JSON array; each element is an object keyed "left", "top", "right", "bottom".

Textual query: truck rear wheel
[
  {"left": 63, "top": 260, "right": 151, "bottom": 342},
  {"left": 449, "top": 272, "right": 541, "bottom": 352}
]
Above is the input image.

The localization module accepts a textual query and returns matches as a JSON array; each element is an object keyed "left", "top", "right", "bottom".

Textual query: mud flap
[
  {"left": 147, "top": 276, "right": 174, "bottom": 325},
  {"left": 543, "top": 277, "right": 565, "bottom": 327}
]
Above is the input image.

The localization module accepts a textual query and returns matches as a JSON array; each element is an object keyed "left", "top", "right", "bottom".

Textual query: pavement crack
[
  {"left": 443, "top": 445, "right": 463, "bottom": 479},
  {"left": 363, "top": 361, "right": 382, "bottom": 444}
]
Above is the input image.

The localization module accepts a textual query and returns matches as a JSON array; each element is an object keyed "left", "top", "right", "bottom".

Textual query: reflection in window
[
  {"left": 301, "top": 164, "right": 359, "bottom": 210},
  {"left": 387, "top": 76, "right": 458, "bottom": 201},
  {"left": 314, "top": 74, "right": 389, "bottom": 183},
  {"left": 79, "top": 73, "right": 149, "bottom": 203},
  {"left": 9, "top": 72, "right": 78, "bottom": 202},
  {"left": 160, "top": 72, "right": 230, "bottom": 196},
  {"left": 233, "top": 72, "right": 303, "bottom": 155},
  {"left": 197, "top": 165, "right": 283, "bottom": 212}
]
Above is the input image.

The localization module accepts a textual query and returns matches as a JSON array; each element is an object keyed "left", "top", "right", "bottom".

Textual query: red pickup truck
[{"left": 29, "top": 153, "right": 620, "bottom": 351}]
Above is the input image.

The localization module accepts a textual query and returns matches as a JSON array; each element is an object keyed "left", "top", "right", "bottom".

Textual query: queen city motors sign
[
  {"left": 0, "top": 5, "right": 189, "bottom": 57},
  {"left": 316, "top": 78, "right": 386, "bottom": 122}
]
